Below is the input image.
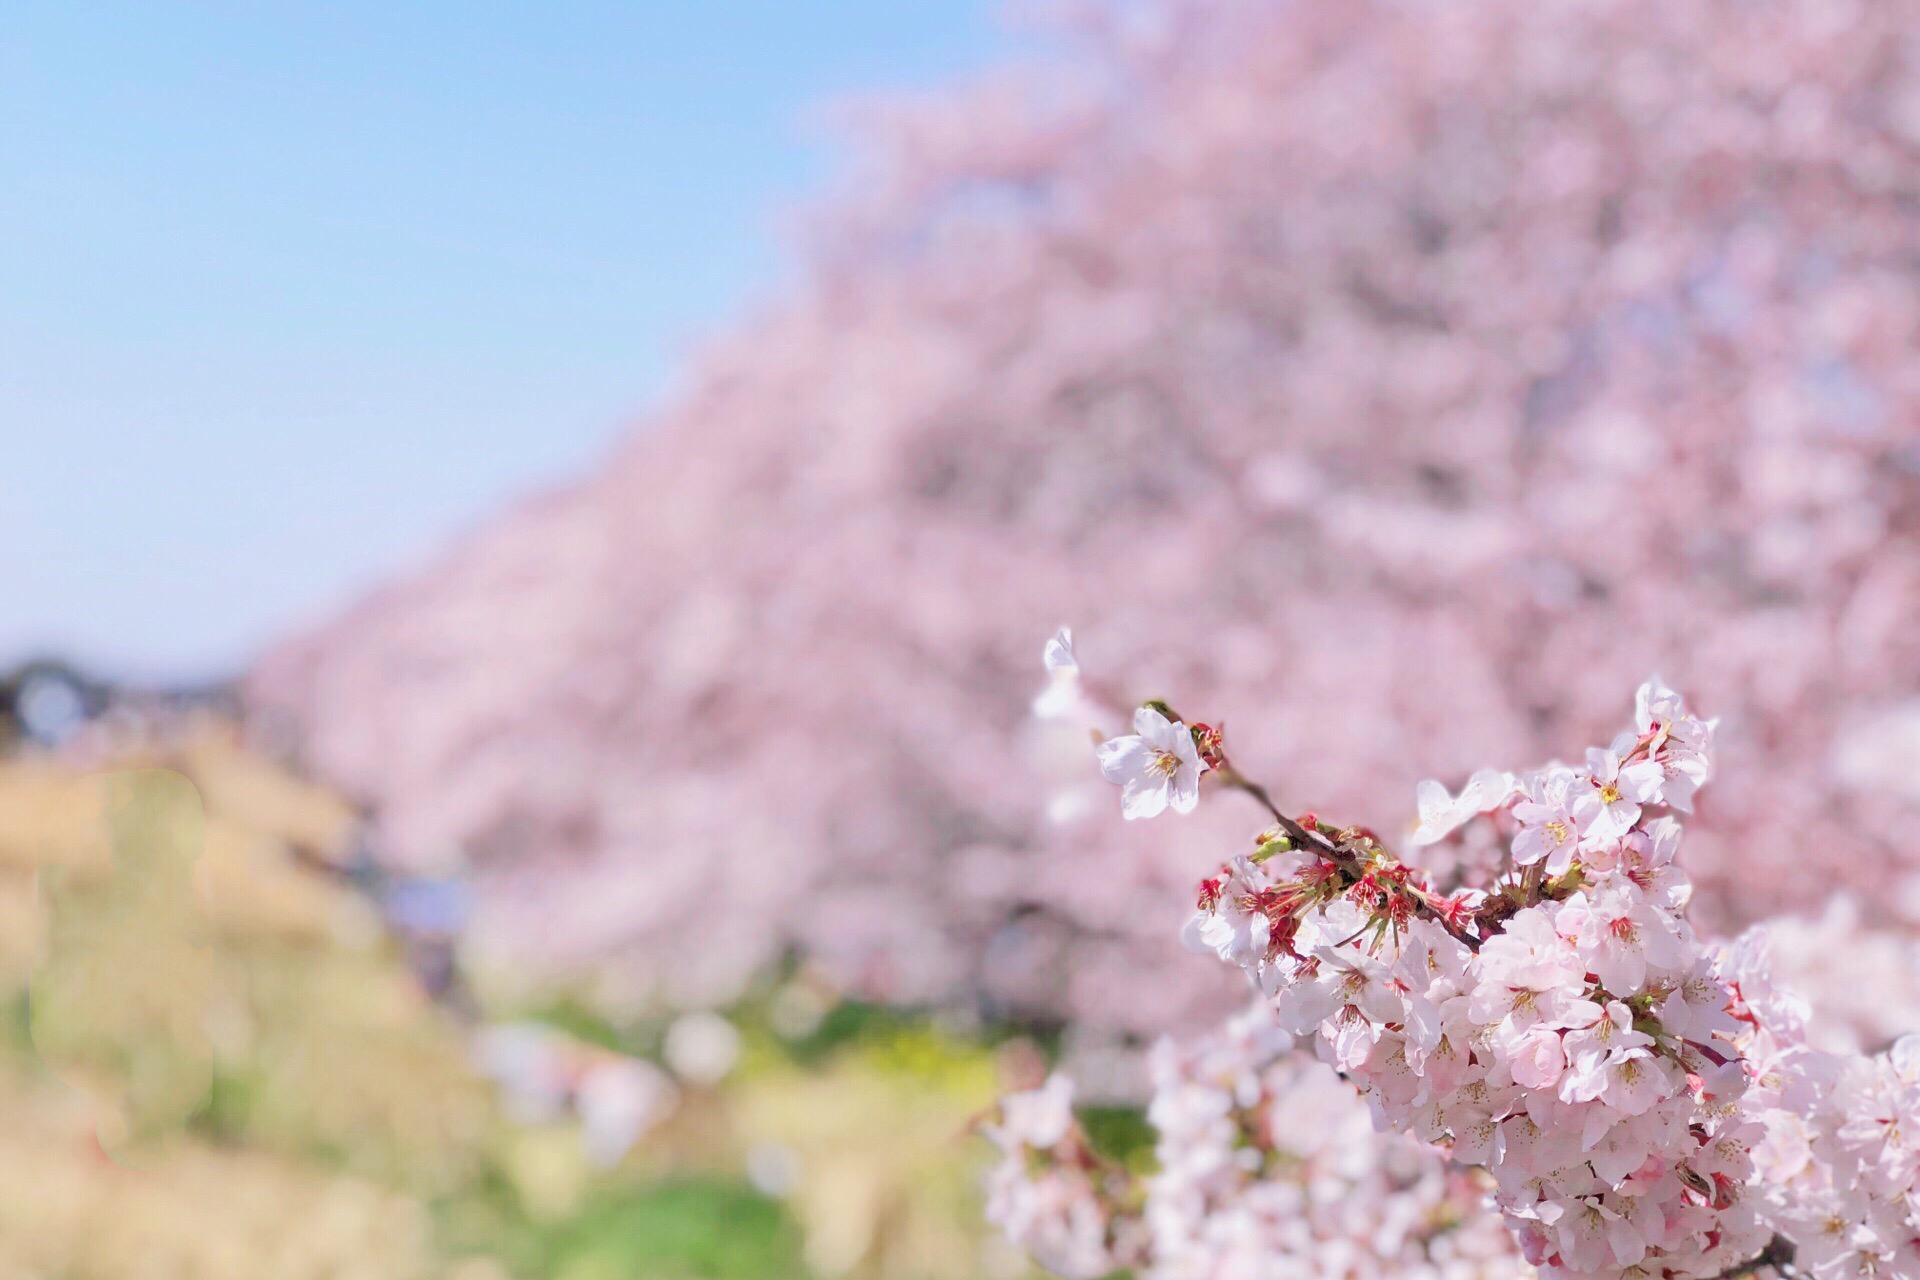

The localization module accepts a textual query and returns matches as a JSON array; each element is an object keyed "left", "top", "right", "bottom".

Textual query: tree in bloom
[
  {"left": 990, "top": 637, "right": 1920, "bottom": 1280},
  {"left": 251, "top": 0, "right": 1920, "bottom": 1038}
]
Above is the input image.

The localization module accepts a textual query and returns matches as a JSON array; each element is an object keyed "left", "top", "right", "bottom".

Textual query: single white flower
[
  {"left": 1512, "top": 767, "right": 1583, "bottom": 874},
  {"left": 1096, "top": 705, "right": 1208, "bottom": 820},
  {"left": 1409, "top": 767, "right": 1516, "bottom": 846},
  {"left": 1572, "top": 745, "right": 1665, "bottom": 844},
  {"left": 1033, "top": 627, "right": 1085, "bottom": 719},
  {"left": 1189, "top": 855, "right": 1293, "bottom": 975},
  {"left": 1042, "top": 628, "right": 1076, "bottom": 674},
  {"left": 1595, "top": 1046, "right": 1672, "bottom": 1116},
  {"left": 1507, "top": 1024, "right": 1568, "bottom": 1090},
  {"left": 1563, "top": 886, "right": 1683, "bottom": 997}
]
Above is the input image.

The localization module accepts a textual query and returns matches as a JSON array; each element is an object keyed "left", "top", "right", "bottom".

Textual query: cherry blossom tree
[{"left": 252, "top": 0, "right": 1920, "bottom": 1035}]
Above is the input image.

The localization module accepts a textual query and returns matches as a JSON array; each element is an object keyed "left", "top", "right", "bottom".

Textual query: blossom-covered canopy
[{"left": 252, "top": 0, "right": 1920, "bottom": 1031}]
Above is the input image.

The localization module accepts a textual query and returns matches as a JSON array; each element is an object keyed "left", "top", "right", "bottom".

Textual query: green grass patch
[{"left": 441, "top": 1175, "right": 808, "bottom": 1280}]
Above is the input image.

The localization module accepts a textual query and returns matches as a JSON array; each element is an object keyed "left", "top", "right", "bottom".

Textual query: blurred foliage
[
  {"left": 0, "top": 723, "right": 1035, "bottom": 1280},
  {"left": 440, "top": 1175, "right": 806, "bottom": 1280},
  {"left": 735, "top": 1018, "right": 1004, "bottom": 1279},
  {"left": 1076, "top": 1105, "right": 1156, "bottom": 1170}
]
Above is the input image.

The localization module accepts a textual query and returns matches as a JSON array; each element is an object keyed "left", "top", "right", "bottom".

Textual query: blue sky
[{"left": 0, "top": 1, "right": 1019, "bottom": 681}]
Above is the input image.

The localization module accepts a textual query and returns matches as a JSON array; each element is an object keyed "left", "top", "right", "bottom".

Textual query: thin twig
[{"left": 1214, "top": 766, "right": 1481, "bottom": 951}]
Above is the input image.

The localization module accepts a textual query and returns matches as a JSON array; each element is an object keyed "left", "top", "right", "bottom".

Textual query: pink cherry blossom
[
  {"left": 1126, "top": 681, "right": 1808, "bottom": 1280},
  {"left": 251, "top": 0, "right": 1920, "bottom": 1044}
]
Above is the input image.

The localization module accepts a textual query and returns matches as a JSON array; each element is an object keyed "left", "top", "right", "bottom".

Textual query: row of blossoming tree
[
  {"left": 989, "top": 631, "right": 1920, "bottom": 1280},
  {"left": 250, "top": 0, "right": 1920, "bottom": 1042}
]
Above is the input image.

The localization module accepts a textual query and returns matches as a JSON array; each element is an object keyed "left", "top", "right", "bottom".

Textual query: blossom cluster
[
  {"left": 1010, "top": 633, "right": 1920, "bottom": 1280},
  {"left": 1164, "top": 680, "right": 1766, "bottom": 1280},
  {"left": 981, "top": 1074, "right": 1146, "bottom": 1279},
  {"left": 984, "top": 1006, "right": 1525, "bottom": 1280},
  {"left": 1723, "top": 934, "right": 1920, "bottom": 1280},
  {"left": 1145, "top": 1008, "right": 1524, "bottom": 1280}
]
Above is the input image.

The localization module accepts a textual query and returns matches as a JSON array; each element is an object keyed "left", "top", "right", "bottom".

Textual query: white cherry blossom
[
  {"left": 1512, "top": 767, "right": 1584, "bottom": 874},
  {"left": 1573, "top": 745, "right": 1668, "bottom": 845},
  {"left": 1096, "top": 706, "right": 1208, "bottom": 820},
  {"left": 1561, "top": 885, "right": 1685, "bottom": 997},
  {"left": 1032, "top": 627, "right": 1083, "bottom": 714},
  {"left": 1410, "top": 767, "right": 1517, "bottom": 847}
]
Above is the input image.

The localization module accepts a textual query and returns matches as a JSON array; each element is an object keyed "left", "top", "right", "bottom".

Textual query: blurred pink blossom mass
[{"left": 251, "top": 0, "right": 1920, "bottom": 1037}]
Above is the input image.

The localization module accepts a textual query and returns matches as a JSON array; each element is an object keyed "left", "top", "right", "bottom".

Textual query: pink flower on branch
[{"left": 1026, "top": 652, "right": 1920, "bottom": 1280}]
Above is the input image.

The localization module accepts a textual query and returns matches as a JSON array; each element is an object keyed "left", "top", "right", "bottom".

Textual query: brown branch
[
  {"left": 1213, "top": 766, "right": 1481, "bottom": 951},
  {"left": 1703, "top": 1234, "right": 1797, "bottom": 1280}
]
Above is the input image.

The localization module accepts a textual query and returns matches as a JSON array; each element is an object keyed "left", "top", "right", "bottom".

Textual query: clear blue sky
[{"left": 0, "top": 1, "right": 1018, "bottom": 682}]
